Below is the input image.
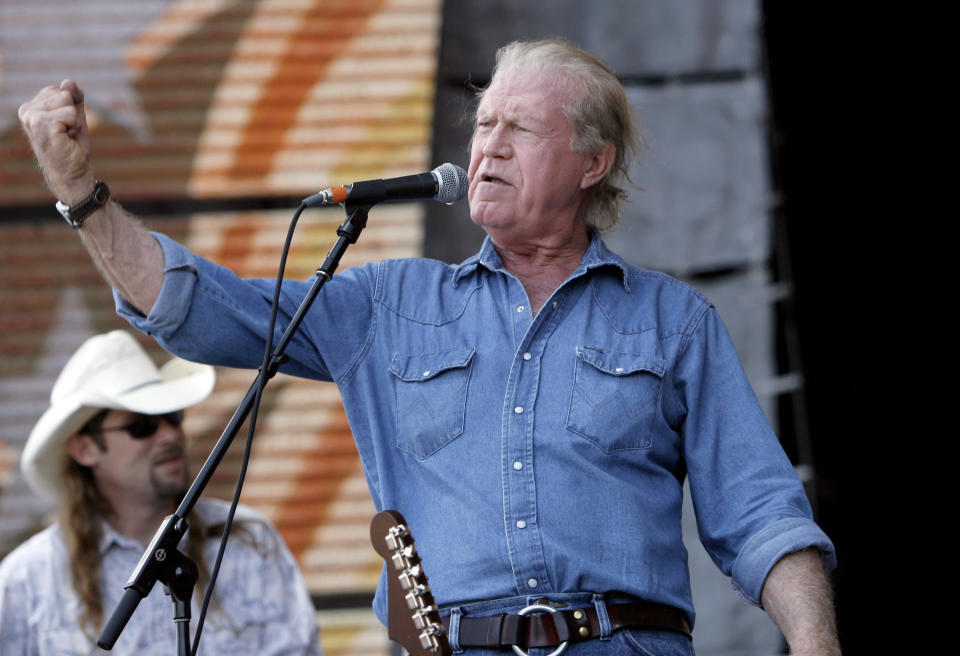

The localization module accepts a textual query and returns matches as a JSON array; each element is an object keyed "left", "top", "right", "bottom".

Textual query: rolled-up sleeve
[
  {"left": 115, "top": 232, "right": 200, "bottom": 335},
  {"left": 114, "top": 232, "right": 377, "bottom": 383},
  {"left": 731, "top": 517, "right": 836, "bottom": 604}
]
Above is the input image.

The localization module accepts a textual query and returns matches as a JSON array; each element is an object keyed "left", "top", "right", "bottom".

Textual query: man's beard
[{"left": 150, "top": 457, "right": 189, "bottom": 499}]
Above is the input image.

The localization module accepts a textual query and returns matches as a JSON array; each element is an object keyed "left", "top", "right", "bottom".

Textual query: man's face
[
  {"left": 80, "top": 409, "right": 189, "bottom": 504},
  {"left": 468, "top": 68, "right": 597, "bottom": 245}
]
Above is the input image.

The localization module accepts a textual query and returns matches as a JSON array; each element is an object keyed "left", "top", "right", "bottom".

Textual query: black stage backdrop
[{"left": 763, "top": 3, "right": 947, "bottom": 651}]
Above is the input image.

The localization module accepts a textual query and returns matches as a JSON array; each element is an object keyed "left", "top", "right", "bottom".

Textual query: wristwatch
[{"left": 55, "top": 180, "right": 110, "bottom": 228}]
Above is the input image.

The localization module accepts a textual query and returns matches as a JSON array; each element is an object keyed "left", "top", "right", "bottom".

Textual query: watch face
[{"left": 92, "top": 182, "right": 110, "bottom": 204}]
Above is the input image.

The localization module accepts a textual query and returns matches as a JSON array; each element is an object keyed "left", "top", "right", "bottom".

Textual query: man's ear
[
  {"left": 66, "top": 433, "right": 103, "bottom": 467},
  {"left": 580, "top": 141, "right": 616, "bottom": 189}
]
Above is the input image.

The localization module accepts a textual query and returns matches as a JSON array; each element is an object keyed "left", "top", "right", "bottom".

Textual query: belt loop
[
  {"left": 448, "top": 607, "right": 463, "bottom": 653},
  {"left": 592, "top": 593, "right": 612, "bottom": 641}
]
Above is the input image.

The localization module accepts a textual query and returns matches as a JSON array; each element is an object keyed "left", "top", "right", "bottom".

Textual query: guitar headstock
[{"left": 370, "top": 510, "right": 451, "bottom": 656}]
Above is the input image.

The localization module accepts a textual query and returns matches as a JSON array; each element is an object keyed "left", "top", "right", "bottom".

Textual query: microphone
[{"left": 304, "top": 163, "right": 468, "bottom": 208}]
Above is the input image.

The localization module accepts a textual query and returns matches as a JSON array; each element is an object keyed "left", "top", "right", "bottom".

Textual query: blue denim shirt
[{"left": 117, "top": 231, "right": 835, "bottom": 628}]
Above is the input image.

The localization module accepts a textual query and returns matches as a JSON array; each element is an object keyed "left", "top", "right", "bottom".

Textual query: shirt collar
[
  {"left": 98, "top": 518, "right": 144, "bottom": 555},
  {"left": 450, "top": 238, "right": 493, "bottom": 286},
  {"left": 452, "top": 230, "right": 631, "bottom": 291}
]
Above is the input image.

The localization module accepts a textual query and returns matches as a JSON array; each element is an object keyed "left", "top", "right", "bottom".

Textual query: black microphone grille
[{"left": 432, "top": 163, "right": 469, "bottom": 204}]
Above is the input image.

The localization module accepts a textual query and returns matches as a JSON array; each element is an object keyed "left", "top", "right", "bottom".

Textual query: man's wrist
[{"left": 56, "top": 180, "right": 110, "bottom": 229}]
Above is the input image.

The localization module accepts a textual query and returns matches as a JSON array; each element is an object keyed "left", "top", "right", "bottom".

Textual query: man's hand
[
  {"left": 18, "top": 79, "right": 96, "bottom": 205},
  {"left": 19, "top": 79, "right": 164, "bottom": 314}
]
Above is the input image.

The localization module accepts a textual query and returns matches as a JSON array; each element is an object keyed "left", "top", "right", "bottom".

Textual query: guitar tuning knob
[
  {"left": 418, "top": 629, "right": 442, "bottom": 652},
  {"left": 390, "top": 544, "right": 417, "bottom": 570},
  {"left": 412, "top": 606, "right": 439, "bottom": 630},
  {"left": 399, "top": 564, "right": 424, "bottom": 590},
  {"left": 385, "top": 524, "right": 410, "bottom": 550},
  {"left": 391, "top": 552, "right": 412, "bottom": 571},
  {"left": 404, "top": 584, "right": 431, "bottom": 610}
]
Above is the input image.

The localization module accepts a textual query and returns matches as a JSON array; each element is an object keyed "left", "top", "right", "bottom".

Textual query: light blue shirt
[
  {"left": 117, "top": 231, "right": 835, "bottom": 628},
  {"left": 0, "top": 499, "right": 321, "bottom": 655}
]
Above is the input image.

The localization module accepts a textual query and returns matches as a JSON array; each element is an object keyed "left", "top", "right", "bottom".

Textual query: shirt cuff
[
  {"left": 731, "top": 516, "right": 837, "bottom": 606},
  {"left": 113, "top": 232, "right": 199, "bottom": 338}
]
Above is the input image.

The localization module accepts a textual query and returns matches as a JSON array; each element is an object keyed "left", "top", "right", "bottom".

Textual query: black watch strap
[{"left": 56, "top": 180, "right": 110, "bottom": 229}]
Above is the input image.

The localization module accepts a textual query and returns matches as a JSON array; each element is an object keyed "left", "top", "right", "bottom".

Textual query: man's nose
[{"left": 482, "top": 124, "right": 512, "bottom": 158}]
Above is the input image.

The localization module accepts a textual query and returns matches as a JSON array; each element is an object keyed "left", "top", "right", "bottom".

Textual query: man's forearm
[
  {"left": 77, "top": 200, "right": 164, "bottom": 316},
  {"left": 761, "top": 548, "right": 841, "bottom": 655}
]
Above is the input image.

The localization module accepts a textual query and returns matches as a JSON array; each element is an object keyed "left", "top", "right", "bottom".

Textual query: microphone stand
[{"left": 97, "top": 200, "right": 374, "bottom": 653}]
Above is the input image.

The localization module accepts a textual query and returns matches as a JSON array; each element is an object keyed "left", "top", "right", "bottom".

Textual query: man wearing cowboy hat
[{"left": 0, "top": 330, "right": 322, "bottom": 655}]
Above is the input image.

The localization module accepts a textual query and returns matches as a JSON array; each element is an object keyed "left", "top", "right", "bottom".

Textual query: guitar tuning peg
[
  {"left": 418, "top": 631, "right": 441, "bottom": 652},
  {"left": 385, "top": 524, "right": 410, "bottom": 550},
  {"left": 404, "top": 584, "right": 431, "bottom": 610},
  {"left": 391, "top": 552, "right": 412, "bottom": 571},
  {"left": 412, "top": 606, "right": 439, "bottom": 630},
  {"left": 391, "top": 544, "right": 418, "bottom": 570},
  {"left": 399, "top": 564, "right": 424, "bottom": 590}
]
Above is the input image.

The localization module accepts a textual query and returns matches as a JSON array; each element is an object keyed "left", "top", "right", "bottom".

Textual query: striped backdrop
[{"left": 1, "top": 1, "right": 446, "bottom": 653}]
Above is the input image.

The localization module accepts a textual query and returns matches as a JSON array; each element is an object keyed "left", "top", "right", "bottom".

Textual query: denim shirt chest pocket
[
  {"left": 389, "top": 347, "right": 476, "bottom": 458},
  {"left": 566, "top": 345, "right": 666, "bottom": 452}
]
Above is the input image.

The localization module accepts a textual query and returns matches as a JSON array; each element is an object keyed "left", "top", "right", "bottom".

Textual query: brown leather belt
[{"left": 444, "top": 601, "right": 691, "bottom": 650}]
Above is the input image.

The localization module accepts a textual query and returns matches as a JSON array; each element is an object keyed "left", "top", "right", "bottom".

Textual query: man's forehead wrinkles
[{"left": 478, "top": 96, "right": 548, "bottom": 125}]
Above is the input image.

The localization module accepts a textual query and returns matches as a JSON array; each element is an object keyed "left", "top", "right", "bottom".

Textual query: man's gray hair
[{"left": 477, "top": 39, "right": 641, "bottom": 232}]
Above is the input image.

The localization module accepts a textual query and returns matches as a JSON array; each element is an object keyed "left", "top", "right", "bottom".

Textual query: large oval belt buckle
[{"left": 511, "top": 604, "right": 568, "bottom": 656}]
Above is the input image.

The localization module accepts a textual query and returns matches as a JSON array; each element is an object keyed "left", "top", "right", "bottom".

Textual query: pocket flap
[
  {"left": 389, "top": 347, "right": 476, "bottom": 382},
  {"left": 576, "top": 346, "right": 665, "bottom": 377}
]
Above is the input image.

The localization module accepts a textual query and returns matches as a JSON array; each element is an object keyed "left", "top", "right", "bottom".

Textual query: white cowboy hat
[{"left": 21, "top": 330, "right": 216, "bottom": 503}]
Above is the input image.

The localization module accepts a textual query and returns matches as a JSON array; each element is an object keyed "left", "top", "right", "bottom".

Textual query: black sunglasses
[{"left": 95, "top": 411, "right": 185, "bottom": 439}]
